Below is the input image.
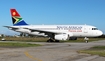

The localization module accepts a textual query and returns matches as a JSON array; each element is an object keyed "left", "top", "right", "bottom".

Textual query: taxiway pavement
[{"left": 0, "top": 40, "right": 105, "bottom": 61}]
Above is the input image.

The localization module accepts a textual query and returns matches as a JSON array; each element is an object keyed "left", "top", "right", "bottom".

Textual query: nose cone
[{"left": 98, "top": 30, "right": 103, "bottom": 36}]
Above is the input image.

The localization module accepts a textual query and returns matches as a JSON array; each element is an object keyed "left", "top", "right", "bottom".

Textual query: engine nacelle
[
  {"left": 15, "top": 28, "right": 30, "bottom": 33},
  {"left": 54, "top": 34, "right": 69, "bottom": 40}
]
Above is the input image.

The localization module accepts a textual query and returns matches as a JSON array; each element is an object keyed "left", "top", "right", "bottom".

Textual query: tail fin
[{"left": 10, "top": 9, "right": 28, "bottom": 26}]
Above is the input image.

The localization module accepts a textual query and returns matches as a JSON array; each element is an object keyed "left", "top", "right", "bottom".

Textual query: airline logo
[
  {"left": 57, "top": 26, "right": 82, "bottom": 32},
  {"left": 13, "top": 12, "right": 16, "bottom": 15},
  {"left": 11, "top": 9, "right": 20, "bottom": 16},
  {"left": 11, "top": 9, "right": 23, "bottom": 24},
  {"left": 12, "top": 17, "right": 22, "bottom": 24}
]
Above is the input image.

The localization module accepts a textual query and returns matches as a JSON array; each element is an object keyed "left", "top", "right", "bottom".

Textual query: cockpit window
[{"left": 92, "top": 28, "right": 98, "bottom": 30}]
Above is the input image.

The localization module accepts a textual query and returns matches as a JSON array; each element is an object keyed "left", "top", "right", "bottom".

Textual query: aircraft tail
[{"left": 10, "top": 9, "right": 28, "bottom": 26}]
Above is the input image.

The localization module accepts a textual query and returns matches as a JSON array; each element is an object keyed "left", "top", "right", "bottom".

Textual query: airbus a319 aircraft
[{"left": 4, "top": 9, "right": 103, "bottom": 42}]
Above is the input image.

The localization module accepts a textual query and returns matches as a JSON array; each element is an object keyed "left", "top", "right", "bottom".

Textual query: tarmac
[{"left": 0, "top": 40, "right": 105, "bottom": 61}]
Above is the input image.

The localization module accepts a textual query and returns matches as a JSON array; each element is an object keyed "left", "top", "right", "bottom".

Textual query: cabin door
[{"left": 84, "top": 27, "right": 88, "bottom": 33}]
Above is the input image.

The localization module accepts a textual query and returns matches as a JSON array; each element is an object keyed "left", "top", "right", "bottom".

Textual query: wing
[
  {"left": 4, "top": 26, "right": 64, "bottom": 34},
  {"left": 26, "top": 28, "right": 64, "bottom": 34}
]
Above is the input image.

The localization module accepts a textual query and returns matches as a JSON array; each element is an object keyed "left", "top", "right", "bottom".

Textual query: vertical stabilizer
[{"left": 10, "top": 9, "right": 28, "bottom": 26}]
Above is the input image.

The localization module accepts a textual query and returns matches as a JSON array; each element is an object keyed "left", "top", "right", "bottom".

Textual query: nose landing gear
[{"left": 84, "top": 37, "right": 89, "bottom": 43}]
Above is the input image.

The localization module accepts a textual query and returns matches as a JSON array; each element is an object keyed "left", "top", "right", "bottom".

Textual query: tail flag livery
[{"left": 10, "top": 9, "right": 28, "bottom": 26}]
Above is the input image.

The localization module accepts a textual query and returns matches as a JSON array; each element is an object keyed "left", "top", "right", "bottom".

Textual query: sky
[{"left": 0, "top": 0, "right": 105, "bottom": 35}]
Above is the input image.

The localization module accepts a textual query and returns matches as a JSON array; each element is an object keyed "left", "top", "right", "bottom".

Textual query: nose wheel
[{"left": 84, "top": 37, "right": 89, "bottom": 43}]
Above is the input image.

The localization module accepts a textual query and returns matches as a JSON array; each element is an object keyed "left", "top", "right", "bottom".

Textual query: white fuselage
[{"left": 11, "top": 25, "right": 103, "bottom": 37}]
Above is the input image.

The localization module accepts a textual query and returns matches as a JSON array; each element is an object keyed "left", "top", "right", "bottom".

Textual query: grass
[
  {"left": 1, "top": 37, "right": 48, "bottom": 42},
  {"left": 0, "top": 42, "right": 41, "bottom": 47},
  {"left": 0, "top": 37, "right": 105, "bottom": 42},
  {"left": 78, "top": 46, "right": 105, "bottom": 57}
]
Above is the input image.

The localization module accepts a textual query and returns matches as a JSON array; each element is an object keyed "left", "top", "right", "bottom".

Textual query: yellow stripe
[{"left": 24, "top": 51, "right": 42, "bottom": 61}]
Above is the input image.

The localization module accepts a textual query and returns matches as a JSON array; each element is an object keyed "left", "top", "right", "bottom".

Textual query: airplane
[{"left": 4, "top": 9, "right": 103, "bottom": 42}]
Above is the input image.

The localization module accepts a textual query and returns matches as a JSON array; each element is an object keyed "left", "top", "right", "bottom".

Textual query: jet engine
[{"left": 54, "top": 34, "right": 69, "bottom": 40}]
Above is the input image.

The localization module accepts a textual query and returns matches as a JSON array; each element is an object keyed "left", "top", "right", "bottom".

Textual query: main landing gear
[{"left": 47, "top": 38, "right": 60, "bottom": 42}]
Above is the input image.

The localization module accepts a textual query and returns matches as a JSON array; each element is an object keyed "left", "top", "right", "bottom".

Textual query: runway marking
[{"left": 24, "top": 51, "right": 42, "bottom": 61}]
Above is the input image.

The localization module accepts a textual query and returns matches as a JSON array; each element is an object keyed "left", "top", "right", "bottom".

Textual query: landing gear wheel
[
  {"left": 47, "top": 39, "right": 54, "bottom": 42},
  {"left": 55, "top": 40, "right": 60, "bottom": 42},
  {"left": 84, "top": 37, "right": 89, "bottom": 43},
  {"left": 47, "top": 39, "right": 50, "bottom": 42}
]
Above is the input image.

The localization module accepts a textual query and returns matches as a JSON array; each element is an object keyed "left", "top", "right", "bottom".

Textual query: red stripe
[{"left": 10, "top": 9, "right": 20, "bottom": 17}]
